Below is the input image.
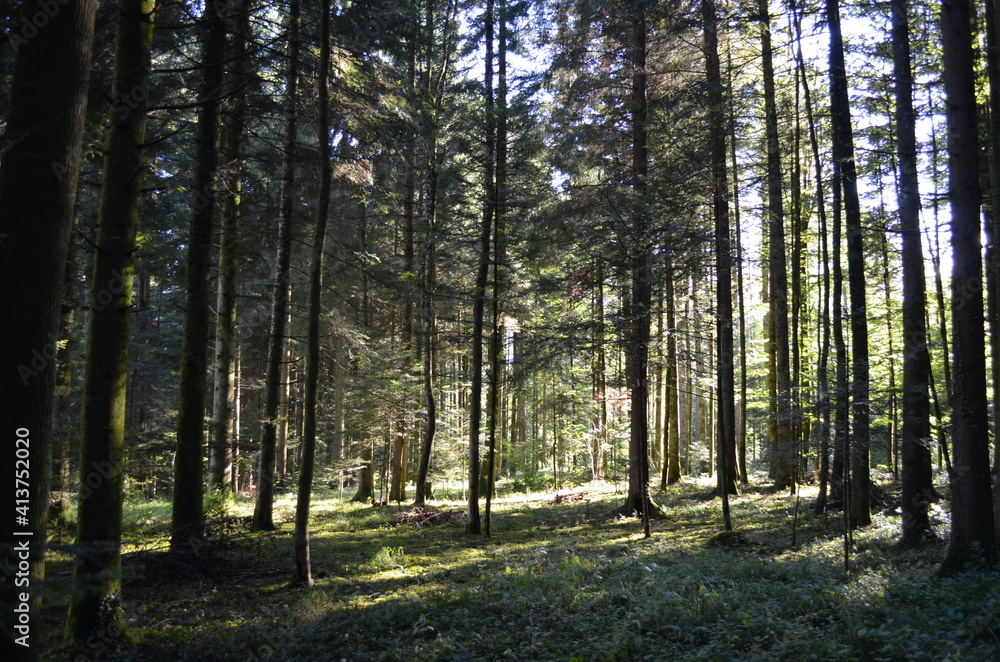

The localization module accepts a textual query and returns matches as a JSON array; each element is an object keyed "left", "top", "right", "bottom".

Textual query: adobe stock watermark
[{"left": 12, "top": 427, "right": 32, "bottom": 649}]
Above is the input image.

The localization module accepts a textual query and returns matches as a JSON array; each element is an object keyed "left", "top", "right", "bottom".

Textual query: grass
[{"left": 37, "top": 478, "right": 1000, "bottom": 661}]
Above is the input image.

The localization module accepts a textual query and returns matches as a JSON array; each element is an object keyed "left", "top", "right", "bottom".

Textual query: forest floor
[{"left": 38, "top": 476, "right": 1000, "bottom": 661}]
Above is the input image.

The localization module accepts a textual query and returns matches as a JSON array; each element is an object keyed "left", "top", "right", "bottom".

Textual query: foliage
[{"left": 35, "top": 481, "right": 1000, "bottom": 661}]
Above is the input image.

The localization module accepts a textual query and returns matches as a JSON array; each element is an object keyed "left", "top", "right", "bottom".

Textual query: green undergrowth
[{"left": 38, "top": 480, "right": 1000, "bottom": 661}]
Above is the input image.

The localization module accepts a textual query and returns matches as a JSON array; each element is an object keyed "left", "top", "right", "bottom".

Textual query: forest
[{"left": 2, "top": 0, "right": 1000, "bottom": 658}]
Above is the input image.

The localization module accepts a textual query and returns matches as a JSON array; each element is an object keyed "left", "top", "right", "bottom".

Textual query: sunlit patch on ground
[{"left": 36, "top": 477, "right": 1000, "bottom": 661}]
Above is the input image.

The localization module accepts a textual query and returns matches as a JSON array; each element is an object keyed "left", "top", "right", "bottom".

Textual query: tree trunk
[
  {"left": 485, "top": 0, "right": 508, "bottom": 537},
  {"left": 940, "top": 0, "right": 997, "bottom": 572},
  {"left": 830, "top": 164, "right": 849, "bottom": 484},
  {"left": 210, "top": 0, "right": 251, "bottom": 494},
  {"left": 414, "top": 153, "right": 438, "bottom": 506},
  {"left": 891, "top": 0, "right": 935, "bottom": 548},
  {"left": 467, "top": 0, "right": 496, "bottom": 535},
  {"left": 0, "top": 0, "right": 96, "bottom": 656},
  {"left": 66, "top": 0, "right": 153, "bottom": 644},
  {"left": 391, "top": 43, "right": 419, "bottom": 505},
  {"left": 254, "top": 0, "right": 299, "bottom": 531},
  {"left": 54, "top": 220, "right": 79, "bottom": 528},
  {"left": 172, "top": 0, "right": 227, "bottom": 549},
  {"left": 595, "top": 259, "right": 609, "bottom": 481},
  {"left": 726, "top": 41, "right": 748, "bottom": 485},
  {"left": 276, "top": 347, "right": 291, "bottom": 481},
  {"left": 759, "top": 0, "right": 794, "bottom": 488},
  {"left": 415, "top": 0, "right": 451, "bottom": 506},
  {"left": 827, "top": 0, "right": 871, "bottom": 529},
  {"left": 880, "top": 228, "right": 899, "bottom": 478},
  {"left": 621, "top": 6, "right": 654, "bottom": 523},
  {"left": 663, "top": 266, "right": 681, "bottom": 486},
  {"left": 292, "top": 0, "right": 331, "bottom": 587},
  {"left": 704, "top": 0, "right": 737, "bottom": 511},
  {"left": 982, "top": 0, "right": 1000, "bottom": 546}
]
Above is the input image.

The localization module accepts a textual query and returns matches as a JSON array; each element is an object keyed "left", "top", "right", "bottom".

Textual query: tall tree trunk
[
  {"left": 467, "top": 0, "right": 496, "bottom": 535},
  {"left": 831, "top": 165, "right": 849, "bottom": 484},
  {"left": 788, "top": 0, "right": 832, "bottom": 512},
  {"left": 172, "top": 0, "right": 227, "bottom": 549},
  {"left": 982, "top": 0, "right": 1000, "bottom": 545},
  {"left": 414, "top": 148, "right": 439, "bottom": 506},
  {"left": 292, "top": 0, "right": 331, "bottom": 587},
  {"left": 232, "top": 347, "right": 242, "bottom": 493},
  {"left": 704, "top": 0, "right": 737, "bottom": 513},
  {"left": 55, "top": 220, "right": 79, "bottom": 528},
  {"left": 391, "top": 43, "right": 419, "bottom": 505},
  {"left": 253, "top": 0, "right": 299, "bottom": 531},
  {"left": 827, "top": 0, "right": 871, "bottom": 529},
  {"left": 727, "top": 42, "right": 748, "bottom": 485},
  {"left": 485, "top": 0, "right": 508, "bottom": 537},
  {"left": 331, "top": 336, "right": 345, "bottom": 469},
  {"left": 892, "top": 0, "right": 935, "bottom": 548},
  {"left": 759, "top": 0, "right": 794, "bottom": 488},
  {"left": 939, "top": 0, "right": 997, "bottom": 572},
  {"left": 415, "top": 0, "right": 451, "bottom": 507},
  {"left": 276, "top": 347, "right": 291, "bottom": 481},
  {"left": 663, "top": 266, "right": 681, "bottom": 486},
  {"left": 0, "top": 0, "right": 96, "bottom": 644},
  {"left": 622, "top": 5, "right": 654, "bottom": 525},
  {"left": 66, "top": 0, "right": 153, "bottom": 644},
  {"left": 595, "top": 259, "right": 609, "bottom": 481},
  {"left": 880, "top": 227, "right": 899, "bottom": 477},
  {"left": 210, "top": 0, "right": 251, "bottom": 494},
  {"left": 0, "top": 0, "right": 96, "bottom": 656}
]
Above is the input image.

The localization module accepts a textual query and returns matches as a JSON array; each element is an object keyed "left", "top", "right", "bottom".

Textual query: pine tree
[{"left": 172, "top": 0, "right": 227, "bottom": 549}]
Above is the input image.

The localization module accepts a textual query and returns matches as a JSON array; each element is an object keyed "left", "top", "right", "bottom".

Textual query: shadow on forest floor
[{"left": 36, "top": 477, "right": 999, "bottom": 661}]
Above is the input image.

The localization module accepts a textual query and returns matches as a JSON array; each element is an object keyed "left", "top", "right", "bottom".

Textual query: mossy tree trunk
[{"left": 67, "top": 0, "right": 154, "bottom": 644}]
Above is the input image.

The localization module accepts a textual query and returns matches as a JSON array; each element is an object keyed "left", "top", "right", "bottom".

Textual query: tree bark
[
  {"left": 663, "top": 266, "right": 681, "bottom": 486},
  {"left": 621, "top": 6, "right": 655, "bottom": 524},
  {"left": 0, "top": 0, "right": 97, "bottom": 656},
  {"left": 982, "top": 0, "right": 1000, "bottom": 546},
  {"left": 703, "top": 0, "right": 737, "bottom": 512},
  {"left": 172, "top": 0, "right": 227, "bottom": 549},
  {"left": 209, "top": 0, "right": 251, "bottom": 494},
  {"left": 827, "top": 0, "right": 871, "bottom": 528},
  {"left": 292, "top": 0, "right": 331, "bottom": 587},
  {"left": 485, "top": 0, "right": 508, "bottom": 537},
  {"left": 467, "top": 0, "right": 496, "bottom": 535},
  {"left": 891, "top": 0, "right": 935, "bottom": 548},
  {"left": 939, "top": 0, "right": 997, "bottom": 573},
  {"left": 254, "top": 0, "right": 299, "bottom": 531},
  {"left": 759, "top": 0, "right": 794, "bottom": 488},
  {"left": 66, "top": 0, "right": 153, "bottom": 644}
]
